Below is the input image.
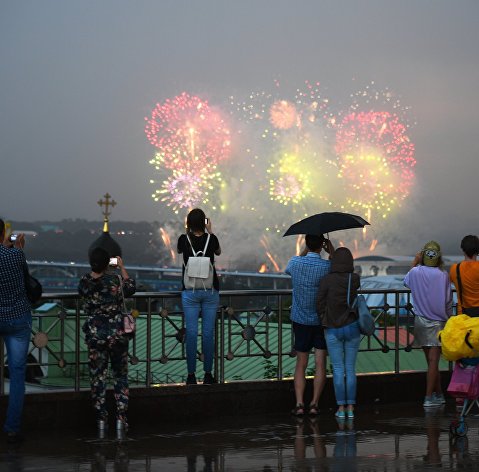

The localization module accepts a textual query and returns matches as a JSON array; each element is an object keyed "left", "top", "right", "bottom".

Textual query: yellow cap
[{"left": 422, "top": 241, "right": 441, "bottom": 267}]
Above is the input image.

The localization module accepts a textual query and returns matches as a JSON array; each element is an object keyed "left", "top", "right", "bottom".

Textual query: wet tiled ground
[{"left": 1, "top": 402, "right": 479, "bottom": 471}]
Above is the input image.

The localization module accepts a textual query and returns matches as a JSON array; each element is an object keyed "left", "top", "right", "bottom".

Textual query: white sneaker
[
  {"left": 433, "top": 393, "right": 446, "bottom": 404},
  {"left": 423, "top": 396, "right": 441, "bottom": 408}
]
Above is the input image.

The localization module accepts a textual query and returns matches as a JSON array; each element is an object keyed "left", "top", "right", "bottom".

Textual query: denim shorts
[{"left": 293, "top": 322, "right": 327, "bottom": 352}]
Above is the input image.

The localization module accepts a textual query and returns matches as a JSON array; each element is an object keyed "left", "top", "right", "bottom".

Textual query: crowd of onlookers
[
  {"left": 287, "top": 233, "right": 479, "bottom": 417},
  {"left": 1, "top": 212, "right": 478, "bottom": 443}
]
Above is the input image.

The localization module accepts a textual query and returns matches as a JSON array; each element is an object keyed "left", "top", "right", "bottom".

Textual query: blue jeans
[
  {"left": 0, "top": 312, "right": 32, "bottom": 433},
  {"left": 182, "top": 290, "right": 219, "bottom": 374},
  {"left": 325, "top": 321, "right": 361, "bottom": 406}
]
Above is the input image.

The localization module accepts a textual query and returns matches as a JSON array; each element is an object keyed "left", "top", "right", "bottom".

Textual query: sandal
[
  {"left": 291, "top": 403, "right": 305, "bottom": 416},
  {"left": 308, "top": 404, "right": 319, "bottom": 416}
]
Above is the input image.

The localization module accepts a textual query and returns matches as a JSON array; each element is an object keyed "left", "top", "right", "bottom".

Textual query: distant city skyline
[{"left": 1, "top": 1, "right": 478, "bottom": 257}]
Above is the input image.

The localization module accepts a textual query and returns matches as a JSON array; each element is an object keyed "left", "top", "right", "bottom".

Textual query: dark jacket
[{"left": 317, "top": 248, "right": 360, "bottom": 328}]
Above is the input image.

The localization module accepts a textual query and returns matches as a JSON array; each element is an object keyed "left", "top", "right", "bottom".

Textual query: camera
[
  {"left": 109, "top": 257, "right": 118, "bottom": 267},
  {"left": 9, "top": 234, "right": 18, "bottom": 242}
]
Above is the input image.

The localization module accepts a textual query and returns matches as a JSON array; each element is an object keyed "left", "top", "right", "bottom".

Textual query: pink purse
[
  {"left": 123, "top": 312, "right": 136, "bottom": 334},
  {"left": 447, "top": 362, "right": 479, "bottom": 398}
]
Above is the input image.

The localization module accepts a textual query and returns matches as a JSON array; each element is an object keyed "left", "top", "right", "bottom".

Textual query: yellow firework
[
  {"left": 338, "top": 153, "right": 400, "bottom": 218},
  {"left": 268, "top": 153, "right": 312, "bottom": 205}
]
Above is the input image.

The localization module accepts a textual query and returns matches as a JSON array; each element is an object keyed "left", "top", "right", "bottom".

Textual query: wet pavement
[{"left": 1, "top": 402, "right": 478, "bottom": 471}]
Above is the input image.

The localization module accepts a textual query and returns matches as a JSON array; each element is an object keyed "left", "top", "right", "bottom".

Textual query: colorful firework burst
[
  {"left": 145, "top": 92, "right": 231, "bottom": 211},
  {"left": 335, "top": 110, "right": 416, "bottom": 218},
  {"left": 229, "top": 80, "right": 335, "bottom": 216},
  {"left": 232, "top": 81, "right": 331, "bottom": 132},
  {"left": 269, "top": 100, "right": 298, "bottom": 129},
  {"left": 151, "top": 167, "right": 222, "bottom": 213},
  {"left": 268, "top": 153, "right": 313, "bottom": 205},
  {"left": 145, "top": 92, "right": 231, "bottom": 170},
  {"left": 348, "top": 80, "right": 416, "bottom": 129}
]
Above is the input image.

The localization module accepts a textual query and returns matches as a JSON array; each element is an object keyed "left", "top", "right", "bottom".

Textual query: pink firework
[
  {"left": 145, "top": 92, "right": 231, "bottom": 170},
  {"left": 158, "top": 172, "right": 205, "bottom": 210},
  {"left": 335, "top": 111, "right": 416, "bottom": 197},
  {"left": 269, "top": 100, "right": 298, "bottom": 129}
]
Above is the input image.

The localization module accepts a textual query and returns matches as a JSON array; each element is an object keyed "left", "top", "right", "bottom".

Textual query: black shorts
[{"left": 293, "top": 322, "right": 327, "bottom": 352}]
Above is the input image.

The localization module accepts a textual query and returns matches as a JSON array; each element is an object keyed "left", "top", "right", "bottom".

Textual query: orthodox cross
[{"left": 97, "top": 193, "right": 117, "bottom": 232}]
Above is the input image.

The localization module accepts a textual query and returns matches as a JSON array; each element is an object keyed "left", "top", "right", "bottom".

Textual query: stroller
[{"left": 448, "top": 358, "right": 479, "bottom": 437}]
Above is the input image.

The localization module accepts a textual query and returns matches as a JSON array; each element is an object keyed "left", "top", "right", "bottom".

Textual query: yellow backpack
[{"left": 438, "top": 314, "right": 479, "bottom": 361}]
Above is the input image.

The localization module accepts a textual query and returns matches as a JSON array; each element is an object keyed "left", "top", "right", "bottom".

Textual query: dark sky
[{"left": 1, "top": 1, "right": 478, "bottom": 255}]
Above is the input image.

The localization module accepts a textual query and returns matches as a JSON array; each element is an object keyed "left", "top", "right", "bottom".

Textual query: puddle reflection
[{"left": 2, "top": 406, "right": 479, "bottom": 471}]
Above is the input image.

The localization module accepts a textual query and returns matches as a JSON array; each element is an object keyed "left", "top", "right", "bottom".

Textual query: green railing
[{"left": 0, "top": 289, "right": 453, "bottom": 393}]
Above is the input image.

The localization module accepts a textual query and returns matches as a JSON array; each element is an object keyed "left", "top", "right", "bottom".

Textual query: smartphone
[
  {"left": 205, "top": 218, "right": 209, "bottom": 225},
  {"left": 9, "top": 234, "right": 18, "bottom": 242},
  {"left": 109, "top": 257, "right": 118, "bottom": 267}
]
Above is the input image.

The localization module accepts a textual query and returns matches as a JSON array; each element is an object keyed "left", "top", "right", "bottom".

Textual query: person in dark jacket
[
  {"left": 0, "top": 219, "right": 31, "bottom": 444},
  {"left": 317, "top": 247, "right": 360, "bottom": 419}
]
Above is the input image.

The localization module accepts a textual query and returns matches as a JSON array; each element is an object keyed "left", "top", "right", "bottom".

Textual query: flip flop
[{"left": 291, "top": 404, "right": 305, "bottom": 416}]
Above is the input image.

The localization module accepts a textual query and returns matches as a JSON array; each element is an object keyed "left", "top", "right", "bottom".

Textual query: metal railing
[{"left": 0, "top": 288, "right": 453, "bottom": 393}]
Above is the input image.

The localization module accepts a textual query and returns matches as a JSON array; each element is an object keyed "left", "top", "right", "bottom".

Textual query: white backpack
[{"left": 183, "top": 233, "right": 214, "bottom": 290}]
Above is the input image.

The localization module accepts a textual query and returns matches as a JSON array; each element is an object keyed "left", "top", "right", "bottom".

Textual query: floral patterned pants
[{"left": 88, "top": 337, "right": 129, "bottom": 421}]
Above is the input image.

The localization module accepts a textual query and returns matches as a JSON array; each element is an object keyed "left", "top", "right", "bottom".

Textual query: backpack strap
[
  {"left": 202, "top": 233, "right": 211, "bottom": 255},
  {"left": 185, "top": 233, "right": 211, "bottom": 257},
  {"left": 347, "top": 273, "right": 356, "bottom": 308},
  {"left": 185, "top": 233, "right": 198, "bottom": 256}
]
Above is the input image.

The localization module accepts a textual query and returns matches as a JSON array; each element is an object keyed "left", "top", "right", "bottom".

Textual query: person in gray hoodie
[{"left": 317, "top": 247, "right": 360, "bottom": 420}]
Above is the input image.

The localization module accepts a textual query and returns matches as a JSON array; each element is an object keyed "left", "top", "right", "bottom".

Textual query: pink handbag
[
  {"left": 123, "top": 312, "right": 136, "bottom": 334},
  {"left": 447, "top": 362, "right": 479, "bottom": 399}
]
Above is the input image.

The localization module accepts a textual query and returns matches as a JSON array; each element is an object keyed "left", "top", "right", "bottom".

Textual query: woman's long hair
[
  {"left": 186, "top": 208, "right": 206, "bottom": 234},
  {"left": 330, "top": 247, "right": 354, "bottom": 273}
]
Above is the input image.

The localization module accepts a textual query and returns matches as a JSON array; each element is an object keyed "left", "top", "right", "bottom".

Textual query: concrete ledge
[{"left": 0, "top": 371, "right": 451, "bottom": 431}]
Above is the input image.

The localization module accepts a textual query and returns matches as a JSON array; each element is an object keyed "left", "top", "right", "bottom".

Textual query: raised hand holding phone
[
  {"left": 205, "top": 217, "right": 212, "bottom": 234},
  {"left": 323, "top": 239, "right": 334, "bottom": 255}
]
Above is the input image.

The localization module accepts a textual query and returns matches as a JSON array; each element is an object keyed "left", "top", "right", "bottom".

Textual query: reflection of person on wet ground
[
  {"left": 449, "top": 435, "right": 470, "bottom": 467},
  {"left": 90, "top": 445, "right": 129, "bottom": 472},
  {"left": 329, "top": 418, "right": 357, "bottom": 472},
  {"left": 0, "top": 448, "right": 25, "bottom": 472},
  {"left": 423, "top": 410, "right": 442, "bottom": 467},
  {"left": 293, "top": 417, "right": 327, "bottom": 472},
  {"left": 333, "top": 418, "right": 356, "bottom": 458},
  {"left": 187, "top": 451, "right": 215, "bottom": 472}
]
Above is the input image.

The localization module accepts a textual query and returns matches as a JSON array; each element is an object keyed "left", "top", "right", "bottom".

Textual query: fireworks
[
  {"left": 335, "top": 111, "right": 416, "bottom": 218},
  {"left": 348, "top": 81, "right": 415, "bottom": 128},
  {"left": 145, "top": 81, "right": 417, "bottom": 264},
  {"left": 269, "top": 100, "right": 298, "bottom": 129},
  {"left": 268, "top": 153, "right": 312, "bottom": 205},
  {"left": 232, "top": 80, "right": 331, "bottom": 135},
  {"left": 145, "top": 93, "right": 231, "bottom": 212},
  {"left": 150, "top": 166, "right": 222, "bottom": 212},
  {"left": 159, "top": 227, "right": 176, "bottom": 263},
  {"left": 145, "top": 92, "right": 231, "bottom": 168},
  {"left": 229, "top": 80, "right": 335, "bottom": 221}
]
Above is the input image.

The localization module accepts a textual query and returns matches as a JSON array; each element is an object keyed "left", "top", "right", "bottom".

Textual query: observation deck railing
[{"left": 0, "top": 289, "right": 454, "bottom": 394}]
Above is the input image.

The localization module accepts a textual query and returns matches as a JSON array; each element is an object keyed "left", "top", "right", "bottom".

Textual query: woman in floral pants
[{"left": 78, "top": 247, "right": 135, "bottom": 435}]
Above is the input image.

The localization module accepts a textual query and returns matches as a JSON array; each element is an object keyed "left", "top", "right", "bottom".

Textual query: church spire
[{"left": 97, "top": 193, "right": 117, "bottom": 233}]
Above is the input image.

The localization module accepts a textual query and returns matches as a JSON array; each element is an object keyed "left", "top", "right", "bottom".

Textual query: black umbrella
[{"left": 283, "top": 212, "right": 370, "bottom": 237}]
